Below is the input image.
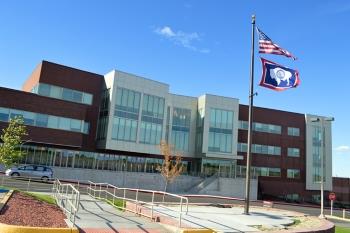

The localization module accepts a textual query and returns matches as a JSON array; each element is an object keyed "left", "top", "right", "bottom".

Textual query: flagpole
[{"left": 244, "top": 14, "right": 255, "bottom": 215}]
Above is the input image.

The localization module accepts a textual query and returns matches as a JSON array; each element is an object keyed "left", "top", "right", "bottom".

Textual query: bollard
[{"left": 343, "top": 209, "right": 346, "bottom": 219}]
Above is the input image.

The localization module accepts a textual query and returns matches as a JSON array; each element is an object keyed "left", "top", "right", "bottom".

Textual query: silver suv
[{"left": 5, "top": 165, "right": 53, "bottom": 181}]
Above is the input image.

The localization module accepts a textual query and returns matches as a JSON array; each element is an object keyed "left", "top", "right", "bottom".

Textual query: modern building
[{"left": 0, "top": 60, "right": 334, "bottom": 202}]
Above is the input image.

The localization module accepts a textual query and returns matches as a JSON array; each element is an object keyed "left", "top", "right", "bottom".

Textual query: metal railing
[
  {"left": 0, "top": 174, "right": 55, "bottom": 192},
  {"left": 52, "top": 179, "right": 80, "bottom": 226},
  {"left": 87, "top": 181, "right": 189, "bottom": 227}
]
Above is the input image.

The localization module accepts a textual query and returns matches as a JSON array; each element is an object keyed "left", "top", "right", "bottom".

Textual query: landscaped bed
[{"left": 0, "top": 191, "right": 67, "bottom": 228}]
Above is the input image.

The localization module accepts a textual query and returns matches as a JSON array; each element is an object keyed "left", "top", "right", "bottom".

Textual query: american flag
[{"left": 257, "top": 27, "right": 297, "bottom": 60}]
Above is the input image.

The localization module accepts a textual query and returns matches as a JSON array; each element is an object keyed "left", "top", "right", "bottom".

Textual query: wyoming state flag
[{"left": 259, "top": 58, "right": 300, "bottom": 91}]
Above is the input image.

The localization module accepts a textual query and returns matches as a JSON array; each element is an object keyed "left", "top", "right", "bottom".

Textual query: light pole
[{"left": 311, "top": 117, "right": 334, "bottom": 219}]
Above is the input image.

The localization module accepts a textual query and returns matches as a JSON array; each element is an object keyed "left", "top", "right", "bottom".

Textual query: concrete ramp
[{"left": 74, "top": 194, "right": 168, "bottom": 233}]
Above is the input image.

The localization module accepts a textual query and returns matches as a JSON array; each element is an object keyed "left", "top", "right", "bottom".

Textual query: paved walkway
[
  {"left": 146, "top": 204, "right": 297, "bottom": 233},
  {"left": 74, "top": 195, "right": 168, "bottom": 233}
]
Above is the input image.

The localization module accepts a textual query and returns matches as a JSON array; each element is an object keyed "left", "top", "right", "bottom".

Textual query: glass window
[
  {"left": 288, "top": 148, "right": 300, "bottom": 157},
  {"left": 62, "top": 88, "right": 73, "bottom": 101},
  {"left": 288, "top": 127, "right": 300, "bottom": 136},
  {"left": 58, "top": 118, "right": 70, "bottom": 130},
  {"left": 38, "top": 83, "right": 51, "bottom": 96},
  {"left": 70, "top": 119, "right": 82, "bottom": 132},
  {"left": 22, "top": 111, "right": 35, "bottom": 126},
  {"left": 117, "top": 118, "right": 126, "bottom": 140},
  {"left": 134, "top": 92, "right": 140, "bottom": 111},
  {"left": 34, "top": 83, "right": 92, "bottom": 105},
  {"left": 147, "top": 95, "right": 153, "bottom": 113},
  {"left": 0, "top": 107, "right": 9, "bottom": 122},
  {"left": 287, "top": 169, "right": 300, "bottom": 179},
  {"left": 127, "top": 90, "right": 134, "bottom": 109},
  {"left": 140, "top": 122, "right": 146, "bottom": 142},
  {"left": 158, "top": 98, "right": 164, "bottom": 117},
  {"left": 216, "top": 109, "right": 221, "bottom": 128},
  {"left": 50, "top": 85, "right": 61, "bottom": 98},
  {"left": 260, "top": 167, "right": 268, "bottom": 176},
  {"left": 47, "top": 116, "right": 59, "bottom": 129},
  {"left": 72, "top": 91, "right": 83, "bottom": 103},
  {"left": 142, "top": 95, "right": 148, "bottom": 113},
  {"left": 83, "top": 122, "right": 89, "bottom": 134},
  {"left": 140, "top": 94, "right": 164, "bottom": 144},
  {"left": 112, "top": 117, "right": 119, "bottom": 139},
  {"left": 131, "top": 121, "right": 137, "bottom": 141},
  {"left": 269, "top": 168, "right": 281, "bottom": 177},
  {"left": 82, "top": 93, "right": 93, "bottom": 105},
  {"left": 35, "top": 113, "right": 48, "bottom": 127},
  {"left": 121, "top": 89, "right": 128, "bottom": 107},
  {"left": 145, "top": 123, "right": 152, "bottom": 143},
  {"left": 124, "top": 119, "right": 131, "bottom": 140},
  {"left": 9, "top": 109, "right": 23, "bottom": 119}
]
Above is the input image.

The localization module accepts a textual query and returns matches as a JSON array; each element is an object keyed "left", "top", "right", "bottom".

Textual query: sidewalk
[
  {"left": 142, "top": 204, "right": 297, "bottom": 232},
  {"left": 74, "top": 194, "right": 168, "bottom": 233}
]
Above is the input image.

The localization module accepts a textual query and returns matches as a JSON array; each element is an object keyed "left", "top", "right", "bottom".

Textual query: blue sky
[{"left": 0, "top": 1, "right": 349, "bottom": 176}]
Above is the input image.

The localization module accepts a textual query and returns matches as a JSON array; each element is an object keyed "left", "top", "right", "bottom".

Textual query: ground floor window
[{"left": 18, "top": 145, "right": 191, "bottom": 175}]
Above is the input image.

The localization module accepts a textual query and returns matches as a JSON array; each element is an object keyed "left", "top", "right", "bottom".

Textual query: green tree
[{"left": 0, "top": 117, "right": 28, "bottom": 168}]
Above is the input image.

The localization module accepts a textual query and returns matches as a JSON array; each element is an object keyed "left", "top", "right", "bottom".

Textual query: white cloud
[
  {"left": 334, "top": 145, "right": 350, "bottom": 153},
  {"left": 157, "top": 26, "right": 175, "bottom": 37},
  {"left": 154, "top": 26, "right": 210, "bottom": 53}
]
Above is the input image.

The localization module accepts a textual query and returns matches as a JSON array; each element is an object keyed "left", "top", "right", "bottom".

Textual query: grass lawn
[
  {"left": 336, "top": 226, "right": 350, "bottom": 233},
  {"left": 25, "top": 192, "right": 56, "bottom": 205},
  {"left": 106, "top": 198, "right": 126, "bottom": 210}
]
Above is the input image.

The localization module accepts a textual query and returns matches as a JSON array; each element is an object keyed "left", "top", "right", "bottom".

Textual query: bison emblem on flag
[{"left": 259, "top": 58, "right": 300, "bottom": 91}]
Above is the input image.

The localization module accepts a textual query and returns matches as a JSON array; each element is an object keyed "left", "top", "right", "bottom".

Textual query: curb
[
  {"left": 180, "top": 229, "right": 216, "bottom": 233},
  {"left": 325, "top": 214, "right": 350, "bottom": 222},
  {"left": 0, "top": 190, "right": 14, "bottom": 213},
  {"left": 0, "top": 223, "right": 78, "bottom": 233}
]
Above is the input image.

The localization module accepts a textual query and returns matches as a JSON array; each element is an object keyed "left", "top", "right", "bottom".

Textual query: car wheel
[
  {"left": 41, "top": 176, "right": 49, "bottom": 182},
  {"left": 11, "top": 172, "right": 20, "bottom": 177}
]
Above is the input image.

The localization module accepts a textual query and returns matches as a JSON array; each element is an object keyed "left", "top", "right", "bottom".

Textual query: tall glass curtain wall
[
  {"left": 96, "top": 89, "right": 110, "bottom": 140},
  {"left": 112, "top": 88, "right": 140, "bottom": 142},
  {"left": 19, "top": 145, "right": 189, "bottom": 174},
  {"left": 140, "top": 94, "right": 164, "bottom": 144},
  {"left": 171, "top": 107, "right": 191, "bottom": 151},
  {"left": 208, "top": 108, "right": 233, "bottom": 153},
  {"left": 312, "top": 126, "right": 324, "bottom": 182},
  {"left": 195, "top": 108, "right": 204, "bottom": 152}
]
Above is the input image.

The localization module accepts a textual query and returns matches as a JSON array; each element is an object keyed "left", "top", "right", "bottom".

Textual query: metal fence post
[
  {"left": 99, "top": 184, "right": 102, "bottom": 198},
  {"left": 136, "top": 189, "right": 139, "bottom": 215},
  {"left": 151, "top": 192, "right": 155, "bottom": 220},
  {"left": 179, "top": 198, "right": 183, "bottom": 227},
  {"left": 26, "top": 178, "right": 31, "bottom": 192},
  {"left": 113, "top": 188, "right": 116, "bottom": 204},
  {"left": 94, "top": 183, "right": 96, "bottom": 197},
  {"left": 186, "top": 198, "right": 188, "bottom": 214}
]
